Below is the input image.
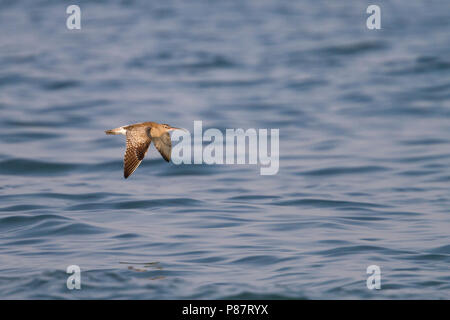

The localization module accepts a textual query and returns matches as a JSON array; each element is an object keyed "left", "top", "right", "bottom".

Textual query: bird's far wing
[
  {"left": 124, "top": 128, "right": 151, "bottom": 179},
  {"left": 153, "top": 132, "right": 172, "bottom": 162}
]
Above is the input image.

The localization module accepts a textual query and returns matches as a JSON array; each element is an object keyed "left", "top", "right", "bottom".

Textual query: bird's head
[{"left": 161, "top": 124, "right": 186, "bottom": 132}]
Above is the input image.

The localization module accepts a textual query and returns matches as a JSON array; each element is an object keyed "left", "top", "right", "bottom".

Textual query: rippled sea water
[{"left": 0, "top": 0, "right": 449, "bottom": 299}]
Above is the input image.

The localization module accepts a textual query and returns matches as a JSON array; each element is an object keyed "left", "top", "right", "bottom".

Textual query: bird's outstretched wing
[
  {"left": 124, "top": 128, "right": 151, "bottom": 178},
  {"left": 153, "top": 132, "right": 172, "bottom": 162}
]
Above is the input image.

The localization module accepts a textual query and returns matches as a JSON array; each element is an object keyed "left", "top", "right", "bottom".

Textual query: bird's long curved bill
[{"left": 169, "top": 127, "right": 188, "bottom": 132}]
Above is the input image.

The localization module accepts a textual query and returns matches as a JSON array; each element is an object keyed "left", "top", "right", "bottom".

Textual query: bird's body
[{"left": 105, "top": 122, "right": 182, "bottom": 178}]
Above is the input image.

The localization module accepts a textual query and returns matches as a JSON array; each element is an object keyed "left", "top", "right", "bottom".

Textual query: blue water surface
[{"left": 0, "top": 0, "right": 449, "bottom": 299}]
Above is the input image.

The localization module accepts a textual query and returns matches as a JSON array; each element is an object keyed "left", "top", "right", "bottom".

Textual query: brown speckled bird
[{"left": 105, "top": 122, "right": 183, "bottom": 179}]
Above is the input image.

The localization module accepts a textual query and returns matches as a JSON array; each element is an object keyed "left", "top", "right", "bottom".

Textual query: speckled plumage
[{"left": 105, "top": 122, "right": 181, "bottom": 178}]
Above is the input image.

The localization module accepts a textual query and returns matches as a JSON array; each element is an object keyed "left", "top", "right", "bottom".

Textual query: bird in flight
[{"left": 105, "top": 122, "right": 184, "bottom": 178}]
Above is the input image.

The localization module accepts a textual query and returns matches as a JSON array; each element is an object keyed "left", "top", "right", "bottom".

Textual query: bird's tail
[{"left": 105, "top": 127, "right": 126, "bottom": 135}]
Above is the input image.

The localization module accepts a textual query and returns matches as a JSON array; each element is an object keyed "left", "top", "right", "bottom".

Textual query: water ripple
[{"left": 0, "top": 0, "right": 449, "bottom": 299}]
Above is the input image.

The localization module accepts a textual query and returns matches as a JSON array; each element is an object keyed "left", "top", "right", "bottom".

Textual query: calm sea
[{"left": 0, "top": 0, "right": 449, "bottom": 299}]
